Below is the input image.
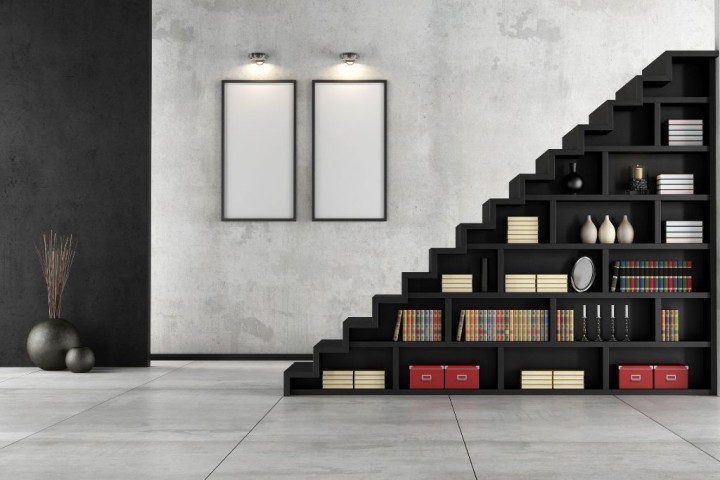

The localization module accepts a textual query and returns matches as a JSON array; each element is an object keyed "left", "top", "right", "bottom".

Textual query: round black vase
[
  {"left": 563, "top": 162, "right": 584, "bottom": 193},
  {"left": 26, "top": 318, "right": 81, "bottom": 370},
  {"left": 66, "top": 347, "right": 95, "bottom": 373}
]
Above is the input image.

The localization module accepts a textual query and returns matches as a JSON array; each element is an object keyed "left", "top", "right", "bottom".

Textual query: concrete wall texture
[{"left": 151, "top": 0, "right": 716, "bottom": 354}]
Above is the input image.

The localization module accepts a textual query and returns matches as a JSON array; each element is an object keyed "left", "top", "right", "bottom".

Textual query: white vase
[
  {"left": 598, "top": 215, "right": 616, "bottom": 244},
  {"left": 617, "top": 215, "right": 634, "bottom": 244},
  {"left": 580, "top": 216, "right": 598, "bottom": 244}
]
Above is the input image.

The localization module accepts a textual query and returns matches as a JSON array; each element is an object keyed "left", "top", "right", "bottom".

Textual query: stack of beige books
[
  {"left": 354, "top": 370, "right": 385, "bottom": 389},
  {"left": 536, "top": 274, "right": 568, "bottom": 292},
  {"left": 521, "top": 370, "right": 553, "bottom": 389},
  {"left": 505, "top": 274, "right": 536, "bottom": 293},
  {"left": 441, "top": 274, "right": 473, "bottom": 293},
  {"left": 552, "top": 370, "right": 584, "bottom": 389},
  {"left": 507, "top": 216, "right": 539, "bottom": 243},
  {"left": 322, "top": 370, "right": 353, "bottom": 389}
]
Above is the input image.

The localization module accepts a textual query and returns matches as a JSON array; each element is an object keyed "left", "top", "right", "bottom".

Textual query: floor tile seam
[
  {"left": 204, "top": 395, "right": 283, "bottom": 480},
  {"left": 613, "top": 395, "right": 720, "bottom": 463},
  {"left": 0, "top": 361, "right": 194, "bottom": 452},
  {"left": 448, "top": 395, "right": 479, "bottom": 480},
  {"left": 0, "top": 369, "right": 41, "bottom": 384}
]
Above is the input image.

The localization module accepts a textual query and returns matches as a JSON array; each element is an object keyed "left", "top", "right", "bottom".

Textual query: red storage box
[
  {"left": 618, "top": 365, "right": 654, "bottom": 389},
  {"left": 445, "top": 365, "right": 480, "bottom": 390},
  {"left": 654, "top": 365, "right": 689, "bottom": 390},
  {"left": 409, "top": 365, "right": 444, "bottom": 389}
]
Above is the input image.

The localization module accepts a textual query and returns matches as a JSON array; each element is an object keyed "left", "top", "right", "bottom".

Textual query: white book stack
[
  {"left": 536, "top": 274, "right": 568, "bottom": 293},
  {"left": 441, "top": 274, "right": 473, "bottom": 293},
  {"left": 668, "top": 119, "right": 703, "bottom": 146},
  {"left": 507, "top": 216, "right": 538, "bottom": 244},
  {"left": 656, "top": 174, "right": 694, "bottom": 195},
  {"left": 664, "top": 220, "right": 703, "bottom": 244}
]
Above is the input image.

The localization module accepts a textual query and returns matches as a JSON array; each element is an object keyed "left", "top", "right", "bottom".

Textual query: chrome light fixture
[
  {"left": 248, "top": 52, "right": 268, "bottom": 65},
  {"left": 340, "top": 52, "right": 359, "bottom": 65}
]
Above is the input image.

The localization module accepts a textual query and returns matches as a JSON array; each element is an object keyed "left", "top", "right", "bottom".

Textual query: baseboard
[{"left": 150, "top": 353, "right": 312, "bottom": 361}]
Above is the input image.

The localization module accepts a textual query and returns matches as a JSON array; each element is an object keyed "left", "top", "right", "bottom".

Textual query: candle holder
[
  {"left": 594, "top": 306, "right": 603, "bottom": 342},
  {"left": 623, "top": 304, "right": 631, "bottom": 341},
  {"left": 609, "top": 313, "right": 618, "bottom": 342},
  {"left": 626, "top": 164, "right": 648, "bottom": 195},
  {"left": 581, "top": 314, "right": 589, "bottom": 342}
]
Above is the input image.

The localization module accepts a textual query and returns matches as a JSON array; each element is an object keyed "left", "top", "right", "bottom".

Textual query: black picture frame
[
  {"left": 312, "top": 80, "right": 388, "bottom": 221},
  {"left": 221, "top": 80, "right": 297, "bottom": 221}
]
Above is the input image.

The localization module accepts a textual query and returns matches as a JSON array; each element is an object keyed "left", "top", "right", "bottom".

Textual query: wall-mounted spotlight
[
  {"left": 340, "top": 52, "right": 359, "bottom": 65},
  {"left": 248, "top": 52, "right": 268, "bottom": 65}
]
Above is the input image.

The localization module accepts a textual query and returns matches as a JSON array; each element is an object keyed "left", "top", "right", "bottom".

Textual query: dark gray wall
[{"left": 0, "top": 0, "right": 150, "bottom": 366}]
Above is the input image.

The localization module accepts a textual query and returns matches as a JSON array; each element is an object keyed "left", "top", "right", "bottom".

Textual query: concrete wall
[
  {"left": 0, "top": 0, "right": 150, "bottom": 366},
  {"left": 151, "top": 0, "right": 715, "bottom": 353}
]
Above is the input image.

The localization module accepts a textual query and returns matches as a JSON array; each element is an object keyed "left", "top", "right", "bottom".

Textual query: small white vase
[
  {"left": 617, "top": 215, "right": 634, "bottom": 244},
  {"left": 598, "top": 215, "right": 616, "bottom": 244},
  {"left": 580, "top": 216, "right": 598, "bottom": 244}
]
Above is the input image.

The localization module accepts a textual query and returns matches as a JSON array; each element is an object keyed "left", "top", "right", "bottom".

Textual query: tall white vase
[
  {"left": 580, "top": 215, "right": 598, "bottom": 244},
  {"left": 598, "top": 215, "right": 616, "bottom": 244},
  {"left": 617, "top": 215, "right": 634, "bottom": 244}
]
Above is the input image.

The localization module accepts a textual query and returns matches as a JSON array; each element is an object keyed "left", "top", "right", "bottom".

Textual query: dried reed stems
[{"left": 35, "top": 231, "right": 77, "bottom": 319}]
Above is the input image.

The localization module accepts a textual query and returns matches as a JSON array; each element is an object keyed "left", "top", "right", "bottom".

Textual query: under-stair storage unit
[{"left": 285, "top": 51, "right": 718, "bottom": 395}]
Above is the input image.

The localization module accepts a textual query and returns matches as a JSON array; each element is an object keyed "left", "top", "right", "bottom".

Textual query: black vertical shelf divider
[{"left": 285, "top": 51, "right": 718, "bottom": 396}]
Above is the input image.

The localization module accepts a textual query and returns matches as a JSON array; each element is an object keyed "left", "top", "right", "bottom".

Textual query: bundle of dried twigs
[{"left": 35, "top": 231, "right": 77, "bottom": 319}]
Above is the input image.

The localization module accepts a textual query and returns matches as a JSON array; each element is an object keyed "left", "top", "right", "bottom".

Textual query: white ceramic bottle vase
[
  {"left": 616, "top": 215, "right": 634, "bottom": 244},
  {"left": 580, "top": 215, "right": 598, "bottom": 244},
  {"left": 598, "top": 215, "right": 616, "bottom": 244}
]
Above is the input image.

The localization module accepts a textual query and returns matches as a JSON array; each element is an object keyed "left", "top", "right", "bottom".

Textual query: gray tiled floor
[{"left": 0, "top": 362, "right": 718, "bottom": 479}]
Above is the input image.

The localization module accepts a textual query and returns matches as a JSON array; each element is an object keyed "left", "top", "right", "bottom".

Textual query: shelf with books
[{"left": 284, "top": 51, "right": 717, "bottom": 396}]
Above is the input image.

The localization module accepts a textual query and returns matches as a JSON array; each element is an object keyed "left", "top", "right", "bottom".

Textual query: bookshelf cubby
[{"left": 285, "top": 51, "right": 718, "bottom": 396}]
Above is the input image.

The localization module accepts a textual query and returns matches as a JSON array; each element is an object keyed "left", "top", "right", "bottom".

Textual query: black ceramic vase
[
  {"left": 563, "top": 162, "right": 584, "bottom": 193},
  {"left": 66, "top": 347, "right": 95, "bottom": 373},
  {"left": 26, "top": 318, "right": 81, "bottom": 370}
]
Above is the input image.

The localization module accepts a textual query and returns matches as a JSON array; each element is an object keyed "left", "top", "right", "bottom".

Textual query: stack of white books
[
  {"left": 668, "top": 119, "right": 703, "bottom": 146},
  {"left": 507, "top": 216, "right": 538, "bottom": 244},
  {"left": 656, "top": 174, "right": 694, "bottom": 195},
  {"left": 664, "top": 220, "right": 703, "bottom": 244}
]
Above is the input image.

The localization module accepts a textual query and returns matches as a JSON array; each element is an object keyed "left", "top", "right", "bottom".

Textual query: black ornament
[{"left": 563, "top": 162, "right": 584, "bottom": 193}]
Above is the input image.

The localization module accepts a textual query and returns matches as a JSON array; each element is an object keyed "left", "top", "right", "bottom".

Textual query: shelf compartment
[
  {"left": 660, "top": 298, "right": 711, "bottom": 342},
  {"left": 350, "top": 298, "right": 445, "bottom": 342},
  {"left": 659, "top": 201, "right": 709, "bottom": 243},
  {"left": 607, "top": 153, "right": 709, "bottom": 195},
  {"left": 398, "top": 347, "right": 498, "bottom": 390},
  {"left": 504, "top": 347, "right": 603, "bottom": 390},
  {"left": 319, "top": 348, "right": 393, "bottom": 390},
  {"left": 467, "top": 202, "right": 549, "bottom": 244},
  {"left": 643, "top": 58, "right": 711, "bottom": 97},
  {"left": 503, "top": 248, "right": 603, "bottom": 293},
  {"left": 608, "top": 347, "right": 711, "bottom": 390},
  {"left": 556, "top": 202, "right": 654, "bottom": 244},
  {"left": 659, "top": 104, "right": 708, "bottom": 146},
  {"left": 556, "top": 298, "right": 654, "bottom": 342},
  {"left": 451, "top": 297, "right": 550, "bottom": 342},
  {"left": 584, "top": 104, "right": 653, "bottom": 147},
  {"left": 524, "top": 153, "right": 602, "bottom": 195},
  {"left": 608, "top": 248, "right": 709, "bottom": 293}
]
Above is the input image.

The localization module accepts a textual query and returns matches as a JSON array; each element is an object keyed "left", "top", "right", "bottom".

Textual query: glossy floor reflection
[{"left": 0, "top": 361, "right": 718, "bottom": 479}]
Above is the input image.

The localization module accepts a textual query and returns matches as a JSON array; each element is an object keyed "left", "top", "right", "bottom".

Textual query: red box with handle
[
  {"left": 654, "top": 365, "right": 688, "bottom": 389},
  {"left": 445, "top": 365, "right": 480, "bottom": 389},
  {"left": 618, "top": 365, "right": 654, "bottom": 389},
  {"left": 409, "top": 365, "right": 444, "bottom": 389}
]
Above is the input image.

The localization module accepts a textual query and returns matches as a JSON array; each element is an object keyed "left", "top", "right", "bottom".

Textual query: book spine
[
  {"left": 393, "top": 310, "right": 402, "bottom": 341},
  {"left": 661, "top": 309, "right": 666, "bottom": 342}
]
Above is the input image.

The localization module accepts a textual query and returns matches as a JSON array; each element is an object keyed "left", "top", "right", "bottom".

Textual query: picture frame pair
[{"left": 221, "top": 80, "right": 387, "bottom": 221}]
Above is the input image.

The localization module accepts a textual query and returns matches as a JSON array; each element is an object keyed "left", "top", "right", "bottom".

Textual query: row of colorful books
[
  {"left": 456, "top": 309, "right": 549, "bottom": 342},
  {"left": 657, "top": 174, "right": 694, "bottom": 195},
  {"left": 667, "top": 119, "right": 702, "bottom": 146},
  {"left": 665, "top": 220, "right": 703, "bottom": 244},
  {"left": 556, "top": 309, "right": 575, "bottom": 342},
  {"left": 661, "top": 309, "right": 680, "bottom": 342},
  {"left": 393, "top": 310, "right": 443, "bottom": 341},
  {"left": 610, "top": 260, "right": 693, "bottom": 293}
]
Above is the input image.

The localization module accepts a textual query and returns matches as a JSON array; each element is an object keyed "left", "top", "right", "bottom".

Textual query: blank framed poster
[
  {"left": 222, "top": 80, "right": 296, "bottom": 221},
  {"left": 313, "top": 80, "right": 387, "bottom": 221}
]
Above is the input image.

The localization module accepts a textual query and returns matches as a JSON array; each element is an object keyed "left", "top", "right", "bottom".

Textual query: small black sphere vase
[
  {"left": 563, "top": 162, "right": 584, "bottom": 193},
  {"left": 27, "top": 318, "right": 81, "bottom": 370},
  {"left": 66, "top": 347, "right": 95, "bottom": 373}
]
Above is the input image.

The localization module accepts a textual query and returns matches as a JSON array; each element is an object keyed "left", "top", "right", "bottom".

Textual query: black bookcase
[{"left": 285, "top": 51, "right": 718, "bottom": 396}]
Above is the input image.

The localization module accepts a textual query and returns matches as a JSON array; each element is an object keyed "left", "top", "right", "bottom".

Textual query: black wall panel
[{"left": 0, "top": 0, "right": 150, "bottom": 366}]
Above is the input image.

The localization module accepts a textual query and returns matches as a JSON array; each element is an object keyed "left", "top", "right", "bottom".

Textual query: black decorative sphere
[
  {"left": 27, "top": 318, "right": 81, "bottom": 370},
  {"left": 66, "top": 347, "right": 95, "bottom": 373},
  {"left": 563, "top": 162, "right": 584, "bottom": 193}
]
